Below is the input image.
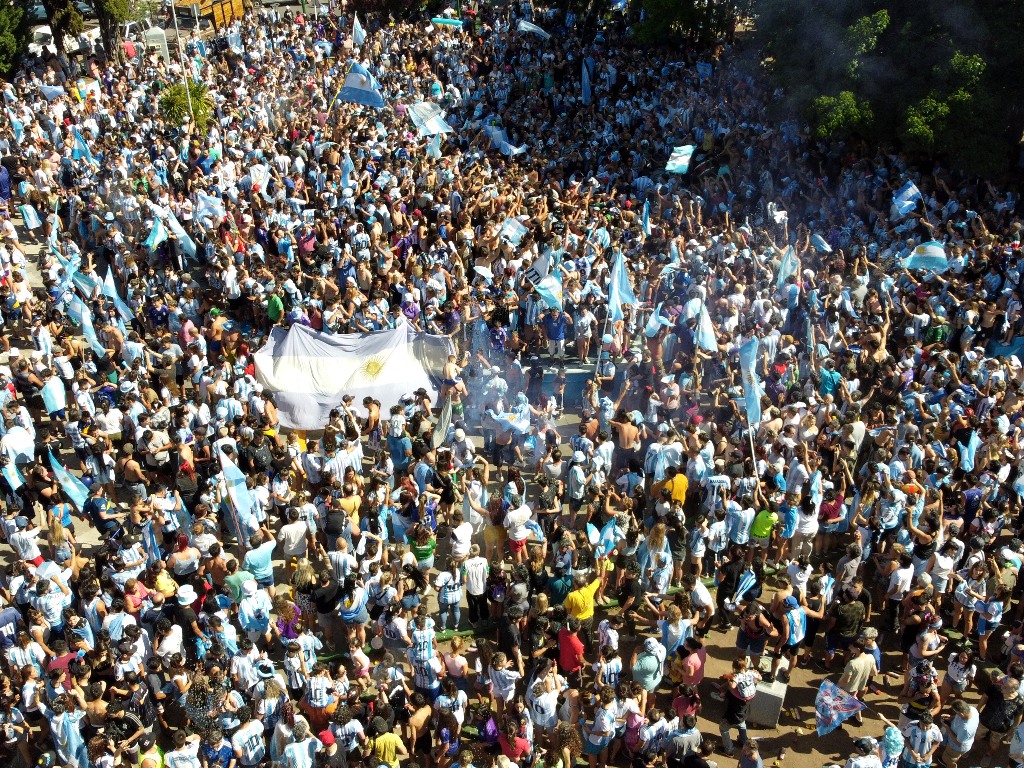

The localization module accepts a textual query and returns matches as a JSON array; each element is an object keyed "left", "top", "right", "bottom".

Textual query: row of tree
[{"left": 3, "top": 0, "right": 1022, "bottom": 176}]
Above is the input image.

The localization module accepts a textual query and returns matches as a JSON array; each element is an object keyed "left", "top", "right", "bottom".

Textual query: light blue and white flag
[
  {"left": 196, "top": 191, "right": 227, "bottom": 222},
  {"left": 0, "top": 460, "right": 25, "bottom": 492},
  {"left": 430, "top": 16, "right": 463, "bottom": 27},
  {"left": 499, "top": 217, "right": 529, "bottom": 246},
  {"left": 102, "top": 269, "right": 135, "bottom": 322},
  {"left": 738, "top": 336, "right": 762, "bottom": 427},
  {"left": 959, "top": 430, "right": 982, "bottom": 474},
  {"left": 219, "top": 449, "right": 258, "bottom": 547},
  {"left": 901, "top": 241, "right": 948, "bottom": 273},
  {"left": 352, "top": 14, "right": 366, "bottom": 46},
  {"left": 696, "top": 61, "right": 713, "bottom": 80},
  {"left": 581, "top": 60, "right": 592, "bottom": 105},
  {"left": 516, "top": 19, "right": 551, "bottom": 39},
  {"left": 6, "top": 108, "right": 23, "bottom": 144},
  {"left": 776, "top": 245, "right": 798, "bottom": 288},
  {"left": 40, "top": 84, "right": 66, "bottom": 101},
  {"left": 697, "top": 306, "right": 717, "bottom": 352},
  {"left": 143, "top": 217, "right": 168, "bottom": 251},
  {"left": 644, "top": 302, "right": 672, "bottom": 338},
  {"left": 164, "top": 208, "right": 196, "bottom": 259},
  {"left": 341, "top": 153, "right": 355, "bottom": 190},
  {"left": 815, "top": 679, "right": 866, "bottom": 736},
  {"left": 891, "top": 181, "right": 922, "bottom": 218},
  {"left": 407, "top": 101, "right": 453, "bottom": 136},
  {"left": 226, "top": 31, "right": 243, "bottom": 52},
  {"left": 66, "top": 297, "right": 106, "bottom": 358},
  {"left": 425, "top": 133, "right": 442, "bottom": 160},
  {"left": 608, "top": 250, "right": 637, "bottom": 322},
  {"left": 141, "top": 520, "right": 163, "bottom": 565},
  {"left": 535, "top": 272, "right": 563, "bottom": 311},
  {"left": 71, "top": 127, "right": 94, "bottom": 164},
  {"left": 665, "top": 145, "right": 695, "bottom": 174},
  {"left": 48, "top": 450, "right": 89, "bottom": 512},
  {"left": 333, "top": 61, "right": 385, "bottom": 109},
  {"left": 811, "top": 234, "right": 832, "bottom": 253},
  {"left": 642, "top": 200, "right": 651, "bottom": 236}
]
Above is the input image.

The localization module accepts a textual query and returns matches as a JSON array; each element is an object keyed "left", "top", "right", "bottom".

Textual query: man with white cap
[{"left": 172, "top": 584, "right": 208, "bottom": 662}]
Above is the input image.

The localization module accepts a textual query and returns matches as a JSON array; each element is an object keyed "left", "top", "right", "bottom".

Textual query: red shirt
[
  {"left": 498, "top": 733, "right": 530, "bottom": 761},
  {"left": 557, "top": 628, "right": 584, "bottom": 673}
]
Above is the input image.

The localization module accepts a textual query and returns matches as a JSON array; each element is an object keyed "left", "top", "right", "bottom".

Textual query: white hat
[
  {"left": 454, "top": 428, "right": 466, "bottom": 441},
  {"left": 242, "top": 579, "right": 258, "bottom": 597},
  {"left": 177, "top": 585, "right": 198, "bottom": 605}
]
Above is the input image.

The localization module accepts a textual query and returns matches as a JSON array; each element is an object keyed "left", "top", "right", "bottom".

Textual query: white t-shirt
[
  {"left": 465, "top": 556, "right": 488, "bottom": 596},
  {"left": 449, "top": 521, "right": 473, "bottom": 558},
  {"left": 277, "top": 521, "right": 308, "bottom": 557}
]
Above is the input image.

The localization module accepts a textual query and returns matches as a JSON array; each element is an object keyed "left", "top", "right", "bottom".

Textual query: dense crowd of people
[{"left": 0, "top": 3, "right": 1023, "bottom": 768}]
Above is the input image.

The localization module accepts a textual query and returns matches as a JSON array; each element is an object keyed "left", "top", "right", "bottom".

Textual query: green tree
[
  {"left": 634, "top": 0, "right": 735, "bottom": 45},
  {"left": 159, "top": 79, "right": 214, "bottom": 132},
  {"left": 0, "top": 0, "right": 26, "bottom": 74},
  {"left": 95, "top": 0, "right": 129, "bottom": 66},
  {"left": 754, "top": 0, "right": 1024, "bottom": 177},
  {"left": 40, "top": 0, "right": 84, "bottom": 54}
]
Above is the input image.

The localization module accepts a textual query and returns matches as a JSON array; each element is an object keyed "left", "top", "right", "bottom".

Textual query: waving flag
[
  {"left": 891, "top": 181, "right": 922, "bottom": 218},
  {"left": 196, "top": 191, "right": 227, "bottom": 222},
  {"left": 141, "top": 519, "right": 163, "bottom": 564},
  {"left": 6, "top": 108, "right": 22, "bottom": 144},
  {"left": 499, "top": 217, "right": 529, "bottom": 247},
  {"left": 425, "top": 133, "right": 442, "bottom": 160},
  {"left": 776, "top": 245, "right": 798, "bottom": 288},
  {"left": 665, "top": 145, "right": 695, "bottom": 174},
  {"left": 738, "top": 336, "right": 762, "bottom": 427},
  {"left": 581, "top": 60, "right": 592, "bottom": 105},
  {"left": 811, "top": 234, "right": 832, "bottom": 253},
  {"left": 143, "top": 218, "right": 168, "bottom": 251},
  {"left": 902, "top": 241, "right": 948, "bottom": 273},
  {"left": 219, "top": 449, "right": 258, "bottom": 548},
  {"left": 164, "top": 208, "right": 197, "bottom": 259},
  {"left": 696, "top": 306, "right": 717, "bottom": 352},
  {"left": 71, "top": 128, "right": 94, "bottom": 164},
  {"left": 608, "top": 250, "right": 637, "bottom": 323},
  {"left": 534, "top": 272, "right": 563, "bottom": 311},
  {"left": 517, "top": 19, "right": 551, "bottom": 39},
  {"left": 430, "top": 17, "right": 463, "bottom": 27},
  {"left": 102, "top": 269, "right": 136, "bottom": 322},
  {"left": 696, "top": 61, "right": 713, "bottom": 80},
  {"left": 40, "top": 84, "right": 66, "bottom": 101},
  {"left": 727, "top": 568, "right": 758, "bottom": 610},
  {"left": 334, "top": 62, "right": 385, "bottom": 109},
  {"left": 66, "top": 297, "right": 106, "bottom": 358},
  {"left": 0, "top": 460, "right": 25, "bottom": 492},
  {"left": 352, "top": 13, "right": 366, "bottom": 46},
  {"left": 48, "top": 450, "right": 89, "bottom": 512},
  {"left": 644, "top": 302, "right": 671, "bottom": 338},
  {"left": 959, "top": 430, "right": 982, "bottom": 474},
  {"left": 341, "top": 153, "right": 355, "bottom": 190},
  {"left": 407, "top": 102, "right": 453, "bottom": 136},
  {"left": 815, "top": 679, "right": 866, "bottom": 736},
  {"left": 642, "top": 200, "right": 651, "bottom": 236}
]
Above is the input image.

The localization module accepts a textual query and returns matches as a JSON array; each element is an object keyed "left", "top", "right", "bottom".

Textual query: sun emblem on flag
[{"left": 360, "top": 355, "right": 386, "bottom": 381}]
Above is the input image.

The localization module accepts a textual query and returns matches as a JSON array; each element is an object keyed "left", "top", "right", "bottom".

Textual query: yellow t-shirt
[
  {"left": 564, "top": 578, "right": 601, "bottom": 621},
  {"left": 667, "top": 474, "right": 689, "bottom": 504},
  {"left": 373, "top": 732, "right": 406, "bottom": 768}
]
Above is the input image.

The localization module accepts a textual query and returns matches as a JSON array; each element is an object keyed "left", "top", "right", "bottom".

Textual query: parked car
[
  {"left": 27, "top": 24, "right": 102, "bottom": 57},
  {"left": 162, "top": 4, "right": 213, "bottom": 31}
]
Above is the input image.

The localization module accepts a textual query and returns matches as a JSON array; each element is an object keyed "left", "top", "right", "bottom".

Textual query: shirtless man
[
  {"left": 609, "top": 409, "right": 640, "bottom": 473},
  {"left": 440, "top": 354, "right": 470, "bottom": 416}
]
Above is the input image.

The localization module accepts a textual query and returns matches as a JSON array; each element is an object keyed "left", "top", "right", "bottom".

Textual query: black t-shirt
[
  {"left": 718, "top": 559, "right": 745, "bottom": 596},
  {"left": 175, "top": 604, "right": 199, "bottom": 641},
  {"left": 618, "top": 579, "right": 643, "bottom": 610},
  {"left": 314, "top": 580, "right": 341, "bottom": 614},
  {"left": 497, "top": 617, "right": 522, "bottom": 657}
]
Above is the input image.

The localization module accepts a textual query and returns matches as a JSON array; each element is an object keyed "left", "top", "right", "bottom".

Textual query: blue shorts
[
  {"left": 736, "top": 631, "right": 767, "bottom": 656},
  {"left": 979, "top": 617, "right": 1000, "bottom": 636}
]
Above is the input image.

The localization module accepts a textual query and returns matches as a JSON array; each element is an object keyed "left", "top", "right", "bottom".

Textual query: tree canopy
[
  {"left": 0, "top": 0, "right": 26, "bottom": 74},
  {"left": 754, "top": 0, "right": 1024, "bottom": 176}
]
